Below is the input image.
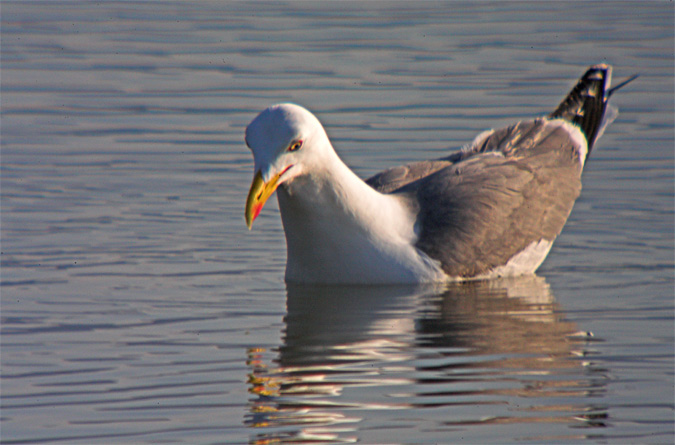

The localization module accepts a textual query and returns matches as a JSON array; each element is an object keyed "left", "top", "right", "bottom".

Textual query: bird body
[{"left": 243, "top": 65, "right": 633, "bottom": 284}]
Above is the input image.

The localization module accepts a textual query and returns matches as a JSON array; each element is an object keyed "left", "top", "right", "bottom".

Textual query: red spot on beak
[{"left": 252, "top": 203, "right": 262, "bottom": 221}]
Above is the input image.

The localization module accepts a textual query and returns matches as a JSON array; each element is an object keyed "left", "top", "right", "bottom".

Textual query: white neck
[{"left": 276, "top": 147, "right": 444, "bottom": 284}]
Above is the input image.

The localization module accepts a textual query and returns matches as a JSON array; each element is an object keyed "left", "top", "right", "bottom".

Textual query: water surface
[{"left": 2, "top": 1, "right": 673, "bottom": 443}]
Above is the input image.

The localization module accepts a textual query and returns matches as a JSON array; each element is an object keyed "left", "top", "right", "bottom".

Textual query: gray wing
[
  {"left": 364, "top": 64, "right": 627, "bottom": 278},
  {"left": 368, "top": 118, "right": 585, "bottom": 278},
  {"left": 366, "top": 154, "right": 460, "bottom": 194}
]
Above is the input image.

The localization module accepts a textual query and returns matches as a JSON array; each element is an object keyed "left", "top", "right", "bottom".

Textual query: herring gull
[{"left": 244, "top": 64, "right": 635, "bottom": 284}]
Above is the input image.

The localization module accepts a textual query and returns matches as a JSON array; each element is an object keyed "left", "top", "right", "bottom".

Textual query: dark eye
[{"left": 288, "top": 140, "right": 303, "bottom": 152}]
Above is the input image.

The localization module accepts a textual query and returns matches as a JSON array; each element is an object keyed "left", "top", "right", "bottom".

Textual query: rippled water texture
[{"left": 2, "top": 1, "right": 673, "bottom": 443}]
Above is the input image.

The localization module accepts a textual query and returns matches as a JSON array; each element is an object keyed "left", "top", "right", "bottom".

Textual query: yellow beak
[{"left": 245, "top": 170, "right": 284, "bottom": 229}]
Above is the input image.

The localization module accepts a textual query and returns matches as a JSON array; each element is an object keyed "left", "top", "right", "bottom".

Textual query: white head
[{"left": 244, "top": 103, "right": 332, "bottom": 228}]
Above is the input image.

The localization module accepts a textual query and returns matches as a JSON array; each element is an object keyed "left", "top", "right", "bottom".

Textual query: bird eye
[{"left": 288, "top": 140, "right": 303, "bottom": 152}]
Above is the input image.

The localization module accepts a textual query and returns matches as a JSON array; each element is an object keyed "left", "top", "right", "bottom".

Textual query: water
[{"left": 1, "top": 1, "right": 673, "bottom": 443}]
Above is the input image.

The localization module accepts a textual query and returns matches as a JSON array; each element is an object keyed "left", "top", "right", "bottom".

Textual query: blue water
[{"left": 2, "top": 1, "right": 673, "bottom": 443}]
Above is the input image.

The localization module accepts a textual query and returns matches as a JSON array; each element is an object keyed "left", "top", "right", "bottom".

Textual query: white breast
[{"left": 277, "top": 183, "right": 445, "bottom": 284}]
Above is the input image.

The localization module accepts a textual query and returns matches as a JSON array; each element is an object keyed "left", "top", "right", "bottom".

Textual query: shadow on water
[{"left": 245, "top": 276, "right": 609, "bottom": 444}]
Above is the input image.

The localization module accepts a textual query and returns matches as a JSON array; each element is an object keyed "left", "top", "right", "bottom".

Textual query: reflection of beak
[{"left": 245, "top": 169, "right": 284, "bottom": 229}]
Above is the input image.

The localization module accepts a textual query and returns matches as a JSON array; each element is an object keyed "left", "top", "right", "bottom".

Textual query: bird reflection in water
[{"left": 245, "top": 276, "right": 607, "bottom": 444}]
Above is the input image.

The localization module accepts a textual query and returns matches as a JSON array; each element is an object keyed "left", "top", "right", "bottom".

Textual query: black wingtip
[
  {"left": 549, "top": 65, "right": 638, "bottom": 159},
  {"left": 549, "top": 64, "right": 612, "bottom": 155}
]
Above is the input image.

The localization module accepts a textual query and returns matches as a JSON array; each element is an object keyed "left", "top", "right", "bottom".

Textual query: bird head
[{"left": 244, "top": 103, "right": 329, "bottom": 229}]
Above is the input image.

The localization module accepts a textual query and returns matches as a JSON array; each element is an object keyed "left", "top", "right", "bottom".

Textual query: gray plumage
[{"left": 365, "top": 65, "right": 634, "bottom": 278}]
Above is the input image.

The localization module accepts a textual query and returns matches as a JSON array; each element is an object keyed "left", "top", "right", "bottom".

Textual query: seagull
[{"left": 244, "top": 64, "right": 636, "bottom": 284}]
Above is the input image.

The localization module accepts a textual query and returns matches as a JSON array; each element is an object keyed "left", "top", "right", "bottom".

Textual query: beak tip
[{"left": 245, "top": 212, "right": 255, "bottom": 230}]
